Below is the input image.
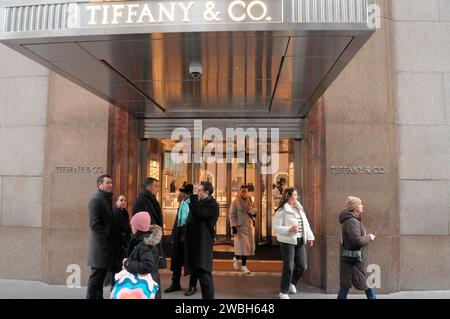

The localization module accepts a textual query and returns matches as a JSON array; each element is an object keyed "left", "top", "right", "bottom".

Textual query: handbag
[
  {"left": 110, "top": 268, "right": 159, "bottom": 299},
  {"left": 246, "top": 211, "right": 256, "bottom": 227},
  {"left": 340, "top": 235, "right": 362, "bottom": 265}
]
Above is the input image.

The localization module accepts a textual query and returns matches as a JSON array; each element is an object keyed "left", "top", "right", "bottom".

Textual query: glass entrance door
[
  {"left": 199, "top": 161, "right": 230, "bottom": 244},
  {"left": 199, "top": 158, "right": 258, "bottom": 245},
  {"left": 146, "top": 138, "right": 296, "bottom": 247}
]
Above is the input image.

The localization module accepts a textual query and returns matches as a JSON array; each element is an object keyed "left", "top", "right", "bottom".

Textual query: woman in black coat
[{"left": 111, "top": 195, "right": 132, "bottom": 274}]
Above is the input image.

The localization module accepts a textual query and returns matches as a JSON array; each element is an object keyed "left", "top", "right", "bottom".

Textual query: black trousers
[
  {"left": 188, "top": 272, "right": 198, "bottom": 289},
  {"left": 279, "top": 238, "right": 308, "bottom": 294},
  {"left": 234, "top": 255, "right": 248, "bottom": 266},
  {"left": 171, "top": 227, "right": 186, "bottom": 286},
  {"left": 172, "top": 227, "right": 198, "bottom": 289},
  {"left": 86, "top": 267, "right": 108, "bottom": 299},
  {"left": 172, "top": 266, "right": 198, "bottom": 289},
  {"left": 192, "top": 268, "right": 214, "bottom": 299}
]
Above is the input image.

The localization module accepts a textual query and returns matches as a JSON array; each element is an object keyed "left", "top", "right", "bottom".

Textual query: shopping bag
[{"left": 110, "top": 268, "right": 159, "bottom": 299}]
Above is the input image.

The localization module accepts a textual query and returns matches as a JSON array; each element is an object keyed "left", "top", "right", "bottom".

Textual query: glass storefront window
[
  {"left": 261, "top": 174, "right": 268, "bottom": 238},
  {"left": 289, "top": 161, "right": 295, "bottom": 188},
  {"left": 270, "top": 154, "right": 290, "bottom": 238},
  {"left": 148, "top": 160, "right": 160, "bottom": 180},
  {"left": 161, "top": 148, "right": 188, "bottom": 236}
]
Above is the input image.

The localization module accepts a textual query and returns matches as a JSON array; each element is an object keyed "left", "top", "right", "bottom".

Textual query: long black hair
[{"left": 275, "top": 187, "right": 297, "bottom": 212}]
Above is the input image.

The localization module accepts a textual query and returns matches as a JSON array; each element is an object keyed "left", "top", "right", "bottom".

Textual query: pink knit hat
[{"left": 131, "top": 211, "right": 151, "bottom": 232}]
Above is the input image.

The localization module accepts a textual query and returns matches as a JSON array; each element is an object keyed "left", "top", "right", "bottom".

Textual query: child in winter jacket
[{"left": 123, "top": 211, "right": 163, "bottom": 298}]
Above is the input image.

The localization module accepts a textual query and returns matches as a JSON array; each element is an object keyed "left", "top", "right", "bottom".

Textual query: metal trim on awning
[{"left": 142, "top": 118, "right": 305, "bottom": 139}]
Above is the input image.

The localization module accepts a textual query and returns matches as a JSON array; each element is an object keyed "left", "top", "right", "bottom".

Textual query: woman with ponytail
[{"left": 274, "top": 188, "right": 315, "bottom": 299}]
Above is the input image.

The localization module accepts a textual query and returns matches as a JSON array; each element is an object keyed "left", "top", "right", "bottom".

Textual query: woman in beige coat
[{"left": 229, "top": 185, "right": 256, "bottom": 274}]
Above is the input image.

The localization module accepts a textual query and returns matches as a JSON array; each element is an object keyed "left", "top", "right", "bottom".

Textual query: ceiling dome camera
[{"left": 189, "top": 61, "right": 202, "bottom": 79}]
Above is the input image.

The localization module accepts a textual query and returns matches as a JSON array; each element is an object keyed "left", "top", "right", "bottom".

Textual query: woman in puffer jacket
[
  {"left": 124, "top": 211, "right": 163, "bottom": 299},
  {"left": 274, "top": 188, "right": 315, "bottom": 299},
  {"left": 337, "top": 196, "right": 376, "bottom": 299}
]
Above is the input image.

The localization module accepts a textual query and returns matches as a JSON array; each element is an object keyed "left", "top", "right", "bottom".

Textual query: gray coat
[
  {"left": 229, "top": 199, "right": 255, "bottom": 256},
  {"left": 339, "top": 210, "right": 372, "bottom": 290},
  {"left": 87, "top": 189, "right": 116, "bottom": 269}
]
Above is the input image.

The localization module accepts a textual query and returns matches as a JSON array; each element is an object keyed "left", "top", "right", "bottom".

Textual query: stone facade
[
  {"left": 393, "top": 0, "right": 450, "bottom": 290},
  {"left": 0, "top": 43, "right": 48, "bottom": 280},
  {"left": 323, "top": 0, "right": 399, "bottom": 294},
  {"left": 41, "top": 73, "right": 110, "bottom": 285}
]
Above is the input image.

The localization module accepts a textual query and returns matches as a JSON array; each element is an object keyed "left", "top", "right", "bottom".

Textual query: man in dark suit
[
  {"left": 186, "top": 181, "right": 219, "bottom": 299},
  {"left": 86, "top": 175, "right": 117, "bottom": 299},
  {"left": 132, "top": 177, "right": 166, "bottom": 298}
]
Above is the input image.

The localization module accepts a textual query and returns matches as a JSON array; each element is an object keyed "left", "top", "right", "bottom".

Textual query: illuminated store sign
[{"left": 72, "top": 0, "right": 283, "bottom": 27}]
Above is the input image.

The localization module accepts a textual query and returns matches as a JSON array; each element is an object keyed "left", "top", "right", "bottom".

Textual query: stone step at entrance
[{"left": 163, "top": 258, "right": 282, "bottom": 274}]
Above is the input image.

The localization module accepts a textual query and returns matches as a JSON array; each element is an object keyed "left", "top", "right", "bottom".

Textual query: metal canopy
[{"left": 0, "top": 0, "right": 376, "bottom": 119}]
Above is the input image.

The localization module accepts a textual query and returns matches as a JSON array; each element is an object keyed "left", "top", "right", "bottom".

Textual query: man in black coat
[
  {"left": 165, "top": 184, "right": 198, "bottom": 295},
  {"left": 132, "top": 177, "right": 166, "bottom": 270},
  {"left": 86, "top": 175, "right": 117, "bottom": 299},
  {"left": 186, "top": 181, "right": 219, "bottom": 299}
]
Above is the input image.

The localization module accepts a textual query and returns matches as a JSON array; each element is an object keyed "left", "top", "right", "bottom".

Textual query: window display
[{"left": 148, "top": 160, "right": 160, "bottom": 180}]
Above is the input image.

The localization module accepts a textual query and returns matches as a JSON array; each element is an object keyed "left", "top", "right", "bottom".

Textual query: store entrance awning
[{"left": 0, "top": 0, "right": 377, "bottom": 119}]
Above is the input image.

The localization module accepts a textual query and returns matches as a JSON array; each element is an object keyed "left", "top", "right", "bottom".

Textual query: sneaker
[
  {"left": 241, "top": 266, "right": 251, "bottom": 275},
  {"left": 288, "top": 284, "right": 297, "bottom": 294},
  {"left": 232, "top": 257, "right": 240, "bottom": 270},
  {"left": 279, "top": 292, "right": 290, "bottom": 299}
]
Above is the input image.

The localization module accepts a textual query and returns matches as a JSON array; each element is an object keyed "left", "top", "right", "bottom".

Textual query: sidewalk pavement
[{"left": 1, "top": 272, "right": 449, "bottom": 299}]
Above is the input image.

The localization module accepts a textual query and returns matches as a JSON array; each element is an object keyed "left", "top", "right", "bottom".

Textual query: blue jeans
[{"left": 337, "top": 287, "right": 376, "bottom": 299}]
